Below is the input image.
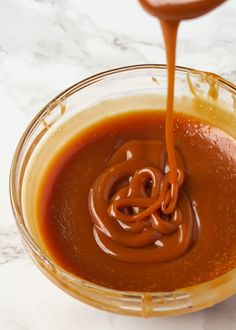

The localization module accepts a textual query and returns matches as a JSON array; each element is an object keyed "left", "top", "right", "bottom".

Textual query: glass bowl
[{"left": 10, "top": 64, "right": 236, "bottom": 317}]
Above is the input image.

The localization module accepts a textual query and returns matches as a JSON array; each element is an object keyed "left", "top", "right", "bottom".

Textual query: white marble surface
[{"left": 0, "top": 0, "right": 236, "bottom": 329}]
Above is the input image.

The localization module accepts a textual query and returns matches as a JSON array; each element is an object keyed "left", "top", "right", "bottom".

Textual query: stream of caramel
[{"left": 89, "top": 0, "right": 226, "bottom": 263}]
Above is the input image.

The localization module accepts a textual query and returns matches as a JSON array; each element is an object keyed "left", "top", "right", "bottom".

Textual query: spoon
[{"left": 138, "top": 0, "right": 227, "bottom": 20}]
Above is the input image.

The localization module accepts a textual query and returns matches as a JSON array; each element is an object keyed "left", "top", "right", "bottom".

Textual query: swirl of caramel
[{"left": 89, "top": 140, "right": 196, "bottom": 264}]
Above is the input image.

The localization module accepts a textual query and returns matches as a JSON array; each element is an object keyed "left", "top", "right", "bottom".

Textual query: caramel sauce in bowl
[{"left": 10, "top": 65, "right": 236, "bottom": 317}]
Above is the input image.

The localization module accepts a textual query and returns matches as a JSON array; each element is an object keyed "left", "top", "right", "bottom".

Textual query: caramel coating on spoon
[{"left": 139, "top": 0, "right": 226, "bottom": 20}]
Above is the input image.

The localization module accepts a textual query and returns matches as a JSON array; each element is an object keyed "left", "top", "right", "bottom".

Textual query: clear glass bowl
[{"left": 10, "top": 64, "right": 236, "bottom": 317}]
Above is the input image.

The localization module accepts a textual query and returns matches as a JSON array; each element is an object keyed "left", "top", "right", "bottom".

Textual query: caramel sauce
[
  {"left": 37, "top": 111, "right": 236, "bottom": 291},
  {"left": 34, "top": 0, "right": 234, "bottom": 291}
]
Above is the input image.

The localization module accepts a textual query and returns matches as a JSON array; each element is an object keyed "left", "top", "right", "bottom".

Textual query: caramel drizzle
[
  {"left": 89, "top": 141, "right": 195, "bottom": 263},
  {"left": 89, "top": 14, "right": 190, "bottom": 264},
  {"left": 88, "top": 0, "right": 223, "bottom": 263},
  {"left": 108, "top": 168, "right": 184, "bottom": 230},
  {"left": 88, "top": 19, "right": 186, "bottom": 263}
]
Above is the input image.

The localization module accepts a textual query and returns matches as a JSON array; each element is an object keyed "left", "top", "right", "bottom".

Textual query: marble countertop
[{"left": 0, "top": 0, "right": 236, "bottom": 329}]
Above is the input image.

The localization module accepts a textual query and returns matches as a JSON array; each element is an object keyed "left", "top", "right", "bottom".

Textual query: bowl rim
[{"left": 9, "top": 63, "right": 236, "bottom": 299}]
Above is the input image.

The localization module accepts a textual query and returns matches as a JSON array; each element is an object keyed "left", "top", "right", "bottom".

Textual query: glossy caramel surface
[{"left": 37, "top": 111, "right": 236, "bottom": 292}]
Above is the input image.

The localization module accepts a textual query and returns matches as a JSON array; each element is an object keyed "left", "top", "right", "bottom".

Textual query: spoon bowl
[{"left": 138, "top": 0, "right": 226, "bottom": 20}]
